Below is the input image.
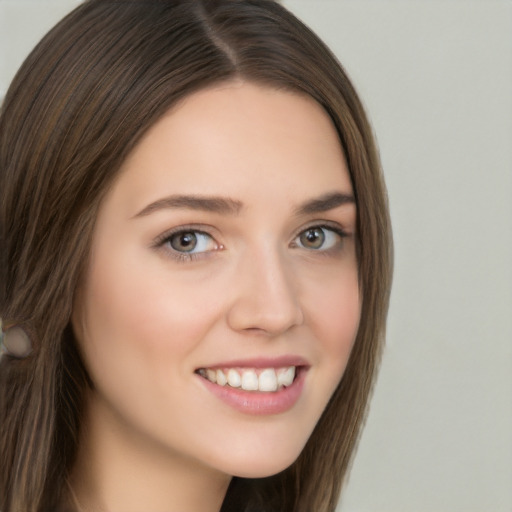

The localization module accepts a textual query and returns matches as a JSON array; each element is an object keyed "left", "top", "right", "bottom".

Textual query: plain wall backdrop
[{"left": 1, "top": 1, "right": 511, "bottom": 511}]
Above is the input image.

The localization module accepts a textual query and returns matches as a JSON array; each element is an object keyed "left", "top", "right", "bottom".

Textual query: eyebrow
[
  {"left": 133, "top": 195, "right": 243, "bottom": 218},
  {"left": 133, "top": 191, "right": 355, "bottom": 219},
  {"left": 294, "top": 192, "right": 355, "bottom": 215}
]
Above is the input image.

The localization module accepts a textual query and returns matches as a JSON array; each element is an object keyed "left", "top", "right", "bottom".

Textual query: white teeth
[
  {"left": 216, "top": 369, "right": 227, "bottom": 386},
  {"left": 241, "top": 370, "right": 259, "bottom": 391},
  {"left": 227, "top": 368, "right": 241, "bottom": 388},
  {"left": 201, "top": 366, "right": 297, "bottom": 392},
  {"left": 277, "top": 366, "right": 295, "bottom": 388},
  {"left": 258, "top": 369, "right": 278, "bottom": 392},
  {"left": 206, "top": 369, "right": 217, "bottom": 383}
]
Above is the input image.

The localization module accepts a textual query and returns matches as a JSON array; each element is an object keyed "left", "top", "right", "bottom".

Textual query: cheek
[
  {"left": 310, "top": 268, "right": 360, "bottom": 348},
  {"left": 323, "top": 286, "right": 360, "bottom": 352},
  {"left": 73, "top": 255, "right": 224, "bottom": 430},
  {"left": 79, "top": 253, "right": 222, "bottom": 362},
  {"left": 305, "top": 267, "right": 361, "bottom": 388}
]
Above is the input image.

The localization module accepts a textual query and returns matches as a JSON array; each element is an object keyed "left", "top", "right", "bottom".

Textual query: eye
[
  {"left": 166, "top": 230, "right": 218, "bottom": 254},
  {"left": 153, "top": 227, "right": 223, "bottom": 263},
  {"left": 294, "top": 226, "right": 345, "bottom": 251}
]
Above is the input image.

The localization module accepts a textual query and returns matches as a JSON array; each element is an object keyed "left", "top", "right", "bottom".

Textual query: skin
[{"left": 70, "top": 81, "right": 360, "bottom": 512}]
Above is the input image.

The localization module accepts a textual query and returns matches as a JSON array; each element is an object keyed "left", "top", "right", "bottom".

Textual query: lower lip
[{"left": 197, "top": 368, "right": 307, "bottom": 415}]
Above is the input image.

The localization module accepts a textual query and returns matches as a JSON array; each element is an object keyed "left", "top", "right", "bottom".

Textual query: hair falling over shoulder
[{"left": 0, "top": 1, "right": 392, "bottom": 510}]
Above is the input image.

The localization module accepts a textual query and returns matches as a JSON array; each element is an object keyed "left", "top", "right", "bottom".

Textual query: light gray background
[{"left": 1, "top": 1, "right": 511, "bottom": 511}]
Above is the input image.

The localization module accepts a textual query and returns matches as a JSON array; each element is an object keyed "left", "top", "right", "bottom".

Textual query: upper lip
[{"left": 197, "top": 355, "right": 310, "bottom": 370}]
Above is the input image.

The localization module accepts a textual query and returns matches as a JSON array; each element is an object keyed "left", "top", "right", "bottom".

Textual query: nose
[{"left": 226, "top": 246, "right": 304, "bottom": 336}]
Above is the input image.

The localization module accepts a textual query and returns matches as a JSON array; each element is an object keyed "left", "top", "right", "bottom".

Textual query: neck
[{"left": 67, "top": 393, "right": 231, "bottom": 512}]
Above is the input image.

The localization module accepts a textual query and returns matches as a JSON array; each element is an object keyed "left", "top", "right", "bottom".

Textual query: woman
[{"left": 0, "top": 1, "right": 392, "bottom": 511}]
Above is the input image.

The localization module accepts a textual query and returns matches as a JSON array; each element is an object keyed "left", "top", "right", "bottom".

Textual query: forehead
[{"left": 106, "top": 81, "right": 352, "bottom": 217}]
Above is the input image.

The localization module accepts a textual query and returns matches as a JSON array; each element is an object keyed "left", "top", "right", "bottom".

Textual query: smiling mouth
[{"left": 195, "top": 366, "right": 300, "bottom": 393}]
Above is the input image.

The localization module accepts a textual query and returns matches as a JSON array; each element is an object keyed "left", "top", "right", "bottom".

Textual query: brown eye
[
  {"left": 295, "top": 226, "right": 344, "bottom": 251},
  {"left": 158, "top": 229, "right": 220, "bottom": 261},
  {"left": 169, "top": 231, "right": 198, "bottom": 252},
  {"left": 299, "top": 228, "right": 325, "bottom": 249},
  {"left": 167, "top": 230, "right": 218, "bottom": 254}
]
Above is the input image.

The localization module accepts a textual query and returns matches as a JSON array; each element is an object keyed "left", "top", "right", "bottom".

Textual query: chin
[
  {"left": 214, "top": 444, "right": 304, "bottom": 479},
  {"left": 231, "top": 462, "right": 295, "bottom": 479}
]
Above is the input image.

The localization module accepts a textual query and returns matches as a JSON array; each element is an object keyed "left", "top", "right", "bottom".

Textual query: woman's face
[{"left": 73, "top": 81, "right": 360, "bottom": 479}]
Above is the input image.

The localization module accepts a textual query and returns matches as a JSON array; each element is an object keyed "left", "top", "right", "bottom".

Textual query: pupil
[
  {"left": 302, "top": 228, "right": 324, "bottom": 249},
  {"left": 171, "top": 232, "right": 197, "bottom": 252}
]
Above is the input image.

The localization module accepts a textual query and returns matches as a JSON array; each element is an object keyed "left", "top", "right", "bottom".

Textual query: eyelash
[
  {"left": 154, "top": 223, "right": 349, "bottom": 263},
  {"left": 292, "top": 223, "right": 349, "bottom": 254},
  {"left": 153, "top": 225, "right": 219, "bottom": 263}
]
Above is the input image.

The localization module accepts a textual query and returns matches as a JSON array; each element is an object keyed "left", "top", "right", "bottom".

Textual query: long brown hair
[{"left": 0, "top": 1, "right": 392, "bottom": 510}]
